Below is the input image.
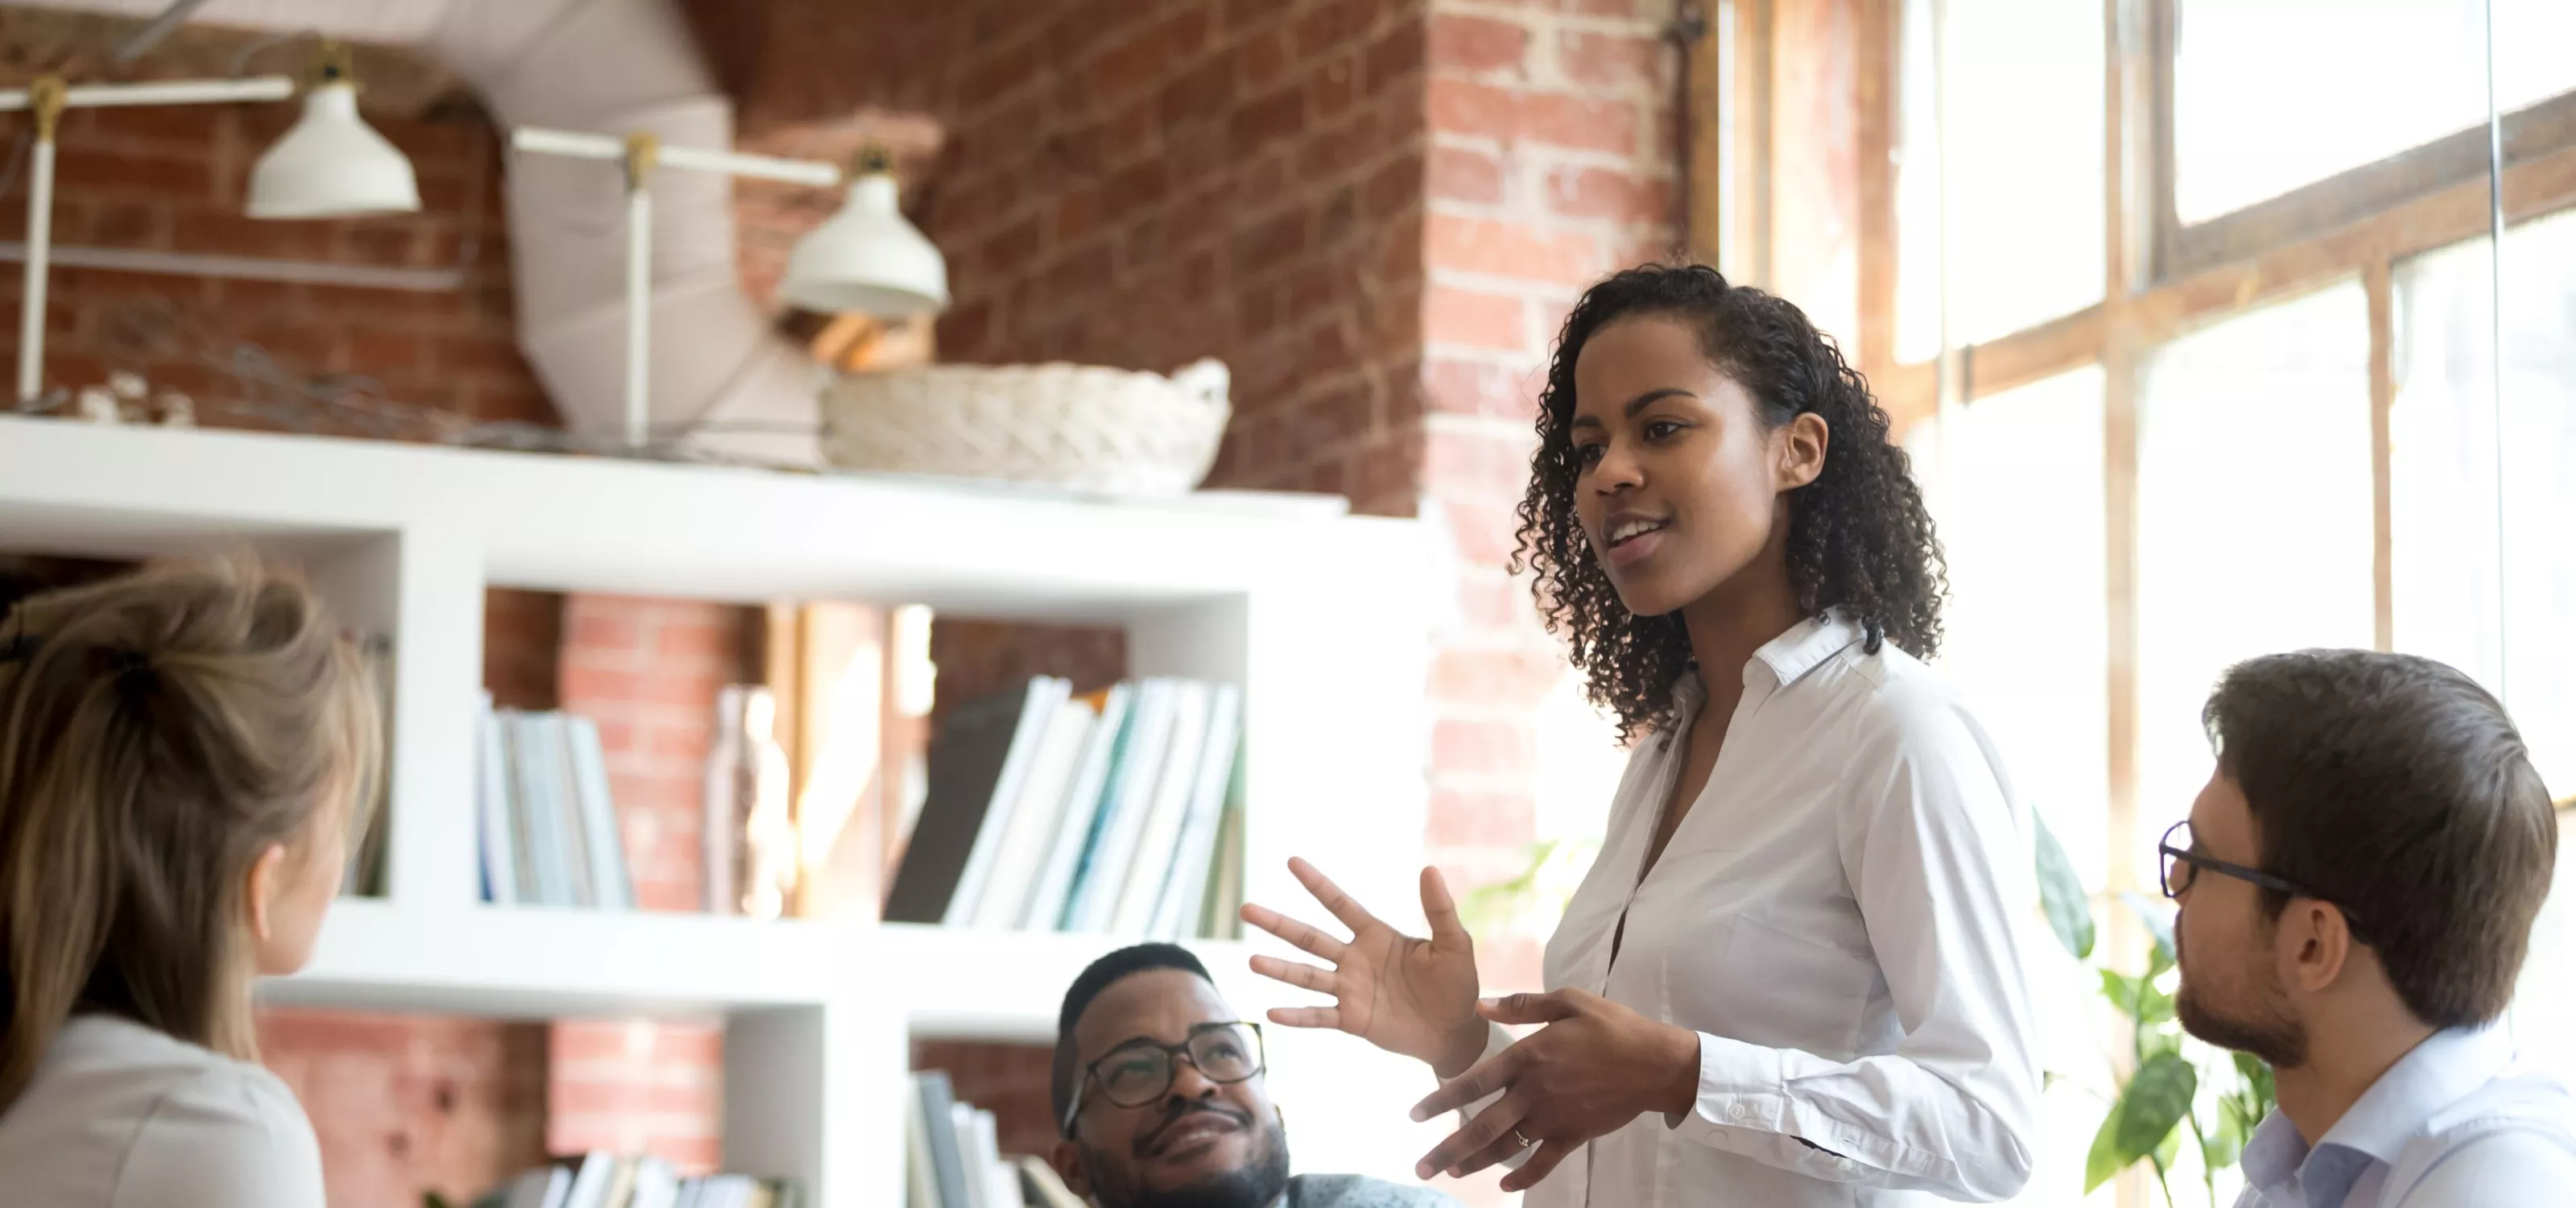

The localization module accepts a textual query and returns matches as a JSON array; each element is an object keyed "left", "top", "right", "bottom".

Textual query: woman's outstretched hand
[{"left": 1240, "top": 858, "right": 1488, "bottom": 1077}]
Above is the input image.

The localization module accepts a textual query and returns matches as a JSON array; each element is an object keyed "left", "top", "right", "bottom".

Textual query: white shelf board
[
  {"left": 267, "top": 902, "right": 1295, "bottom": 1045},
  {"left": 262, "top": 900, "right": 861, "bottom": 1019},
  {"left": 0, "top": 416, "right": 1417, "bottom": 621}
]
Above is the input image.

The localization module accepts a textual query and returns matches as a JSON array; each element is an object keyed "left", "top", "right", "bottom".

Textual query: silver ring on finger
[{"left": 1510, "top": 1127, "right": 1537, "bottom": 1149}]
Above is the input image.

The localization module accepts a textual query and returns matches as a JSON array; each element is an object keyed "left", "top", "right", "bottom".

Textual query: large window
[
  {"left": 2135, "top": 285, "right": 2379, "bottom": 879},
  {"left": 1852, "top": 2, "right": 2576, "bottom": 1199}
]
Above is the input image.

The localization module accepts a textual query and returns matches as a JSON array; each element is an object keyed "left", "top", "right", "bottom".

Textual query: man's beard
[
  {"left": 2175, "top": 931, "right": 2308, "bottom": 1068},
  {"left": 1080, "top": 1104, "right": 1292, "bottom": 1208}
]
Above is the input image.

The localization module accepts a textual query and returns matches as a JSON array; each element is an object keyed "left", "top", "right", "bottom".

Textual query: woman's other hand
[
  {"left": 1240, "top": 858, "right": 1487, "bottom": 1076},
  {"left": 1405, "top": 989, "right": 1703, "bottom": 1192}
]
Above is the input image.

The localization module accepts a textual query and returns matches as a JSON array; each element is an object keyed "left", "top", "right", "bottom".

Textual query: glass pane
[
  {"left": 1894, "top": 0, "right": 2106, "bottom": 359},
  {"left": 1911, "top": 370, "right": 2111, "bottom": 892},
  {"left": 1904, "top": 366, "right": 2110, "bottom": 1208},
  {"left": 2391, "top": 207, "right": 2576, "bottom": 1079},
  {"left": 2392, "top": 207, "right": 2576, "bottom": 797},
  {"left": 2136, "top": 283, "right": 2376, "bottom": 887},
  {"left": 2174, "top": 0, "right": 2576, "bottom": 225}
]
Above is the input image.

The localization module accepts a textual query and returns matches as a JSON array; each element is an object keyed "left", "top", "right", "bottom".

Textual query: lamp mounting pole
[
  {"left": 621, "top": 130, "right": 658, "bottom": 451},
  {"left": 2, "top": 72, "right": 297, "bottom": 404},
  {"left": 18, "top": 75, "right": 64, "bottom": 405}
]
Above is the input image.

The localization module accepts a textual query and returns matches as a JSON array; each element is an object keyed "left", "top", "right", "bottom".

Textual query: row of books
[
  {"left": 495, "top": 1153, "right": 798, "bottom": 1208},
  {"left": 905, "top": 1073, "right": 1081, "bottom": 1208},
  {"left": 474, "top": 695, "right": 637, "bottom": 909},
  {"left": 884, "top": 676, "right": 1245, "bottom": 939}
]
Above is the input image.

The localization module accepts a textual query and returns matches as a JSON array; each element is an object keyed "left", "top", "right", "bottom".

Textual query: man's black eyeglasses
[
  {"left": 1059, "top": 1021, "right": 1265, "bottom": 1138},
  {"left": 2158, "top": 821, "right": 2371, "bottom": 945}
]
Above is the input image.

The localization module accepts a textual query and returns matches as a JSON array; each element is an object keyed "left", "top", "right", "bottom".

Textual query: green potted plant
[{"left": 2034, "top": 816, "right": 2276, "bottom": 1206}]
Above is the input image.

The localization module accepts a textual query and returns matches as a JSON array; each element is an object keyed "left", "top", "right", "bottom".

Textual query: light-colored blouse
[
  {"left": 1512, "top": 612, "right": 2041, "bottom": 1207},
  {"left": 0, "top": 1014, "right": 325, "bottom": 1208}
]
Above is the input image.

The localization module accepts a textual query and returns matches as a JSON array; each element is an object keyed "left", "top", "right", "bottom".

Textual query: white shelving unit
[{"left": 0, "top": 416, "right": 1454, "bottom": 1207}]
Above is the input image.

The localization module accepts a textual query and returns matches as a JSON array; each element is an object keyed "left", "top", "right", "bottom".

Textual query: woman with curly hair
[{"left": 1244, "top": 265, "right": 2038, "bottom": 1206}]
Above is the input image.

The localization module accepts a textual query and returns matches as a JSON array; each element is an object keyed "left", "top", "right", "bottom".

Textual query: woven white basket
[{"left": 818, "top": 359, "right": 1231, "bottom": 496}]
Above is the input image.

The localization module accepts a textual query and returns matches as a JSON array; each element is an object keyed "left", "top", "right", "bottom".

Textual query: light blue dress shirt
[{"left": 2235, "top": 1026, "right": 2576, "bottom": 1207}]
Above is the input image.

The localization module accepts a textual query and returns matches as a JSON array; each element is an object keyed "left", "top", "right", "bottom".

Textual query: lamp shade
[
  {"left": 779, "top": 174, "right": 949, "bottom": 317},
  {"left": 247, "top": 82, "right": 420, "bottom": 219}
]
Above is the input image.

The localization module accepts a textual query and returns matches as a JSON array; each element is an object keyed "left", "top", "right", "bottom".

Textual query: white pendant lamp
[
  {"left": 247, "top": 43, "right": 420, "bottom": 220},
  {"left": 778, "top": 147, "right": 948, "bottom": 318}
]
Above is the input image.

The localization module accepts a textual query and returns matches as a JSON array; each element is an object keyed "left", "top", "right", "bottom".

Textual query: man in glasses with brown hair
[
  {"left": 2166, "top": 648, "right": 2574, "bottom": 1206},
  {"left": 1051, "top": 944, "right": 1455, "bottom": 1208}
]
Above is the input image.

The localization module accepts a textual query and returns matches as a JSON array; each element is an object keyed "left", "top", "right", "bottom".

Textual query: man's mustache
[{"left": 1141, "top": 1101, "right": 1253, "bottom": 1156}]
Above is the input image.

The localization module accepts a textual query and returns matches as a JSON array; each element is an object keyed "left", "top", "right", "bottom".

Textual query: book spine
[
  {"left": 943, "top": 676, "right": 1071, "bottom": 926},
  {"left": 915, "top": 1070, "right": 971, "bottom": 1208},
  {"left": 1154, "top": 684, "right": 1241, "bottom": 937},
  {"left": 1110, "top": 681, "right": 1212, "bottom": 933},
  {"left": 1063, "top": 681, "right": 1174, "bottom": 932},
  {"left": 543, "top": 714, "right": 596, "bottom": 908},
  {"left": 477, "top": 693, "right": 517, "bottom": 906},
  {"left": 565, "top": 715, "right": 633, "bottom": 910},
  {"left": 1025, "top": 683, "right": 1133, "bottom": 931}
]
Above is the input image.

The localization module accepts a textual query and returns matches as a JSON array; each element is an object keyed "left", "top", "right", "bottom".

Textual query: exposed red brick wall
[
  {"left": 256, "top": 1011, "right": 550, "bottom": 1208},
  {"left": 915, "top": 1040, "right": 1063, "bottom": 1160},
  {"left": 0, "top": 77, "right": 553, "bottom": 432},
  {"left": 485, "top": 589, "right": 567, "bottom": 711},
  {"left": 1418, "top": 1, "right": 1682, "bottom": 1027},
  {"left": 550, "top": 594, "right": 759, "bottom": 1170},
  {"left": 711, "top": 8, "right": 1682, "bottom": 1202},
  {"left": 6, "top": 2, "right": 1688, "bottom": 1199},
  {"left": 557, "top": 594, "right": 757, "bottom": 915},
  {"left": 544, "top": 1018, "right": 728, "bottom": 1176},
  {"left": 704, "top": 0, "right": 1435, "bottom": 518}
]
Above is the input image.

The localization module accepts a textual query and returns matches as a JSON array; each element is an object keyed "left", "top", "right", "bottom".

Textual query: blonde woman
[{"left": 0, "top": 555, "right": 379, "bottom": 1208}]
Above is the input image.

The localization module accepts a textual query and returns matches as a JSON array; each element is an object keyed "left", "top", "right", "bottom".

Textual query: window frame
[{"left": 1683, "top": 10, "right": 2576, "bottom": 1202}]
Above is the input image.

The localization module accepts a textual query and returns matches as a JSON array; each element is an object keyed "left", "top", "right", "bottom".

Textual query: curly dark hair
[{"left": 1509, "top": 264, "right": 1946, "bottom": 743}]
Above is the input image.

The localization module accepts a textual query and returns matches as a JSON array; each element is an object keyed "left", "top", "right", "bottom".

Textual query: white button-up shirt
[
  {"left": 2235, "top": 1026, "right": 2576, "bottom": 1208},
  {"left": 1514, "top": 613, "right": 2041, "bottom": 1207}
]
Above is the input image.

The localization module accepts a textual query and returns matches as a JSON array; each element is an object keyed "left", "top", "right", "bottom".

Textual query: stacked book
[
  {"left": 906, "top": 1073, "right": 1083, "bottom": 1208},
  {"left": 475, "top": 693, "right": 636, "bottom": 909},
  {"left": 884, "top": 676, "right": 1245, "bottom": 937},
  {"left": 495, "top": 1153, "right": 797, "bottom": 1208}
]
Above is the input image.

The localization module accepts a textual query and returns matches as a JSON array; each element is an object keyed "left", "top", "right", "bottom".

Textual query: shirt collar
[
  {"left": 1748, "top": 610, "right": 1863, "bottom": 689},
  {"left": 1663, "top": 611, "right": 1863, "bottom": 720},
  {"left": 2240, "top": 1027, "right": 2517, "bottom": 1201},
  {"left": 2316, "top": 1025, "right": 2516, "bottom": 1165}
]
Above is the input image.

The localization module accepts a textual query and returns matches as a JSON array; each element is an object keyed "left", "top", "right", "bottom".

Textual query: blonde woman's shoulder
[{"left": 0, "top": 1016, "right": 324, "bottom": 1208}]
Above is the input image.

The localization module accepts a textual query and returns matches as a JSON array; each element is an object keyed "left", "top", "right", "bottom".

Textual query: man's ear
[
  {"left": 2279, "top": 899, "right": 2354, "bottom": 995},
  {"left": 1051, "top": 1139, "right": 1092, "bottom": 1200}
]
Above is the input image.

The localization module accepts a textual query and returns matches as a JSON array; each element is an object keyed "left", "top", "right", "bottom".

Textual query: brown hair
[
  {"left": 0, "top": 553, "right": 380, "bottom": 1108},
  {"left": 2203, "top": 648, "right": 2557, "bottom": 1028}
]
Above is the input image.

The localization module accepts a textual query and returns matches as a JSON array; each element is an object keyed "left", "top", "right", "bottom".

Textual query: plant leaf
[
  {"left": 2115, "top": 1050, "right": 2199, "bottom": 1161},
  {"left": 2084, "top": 1100, "right": 2128, "bottom": 1192},
  {"left": 2100, "top": 969, "right": 2142, "bottom": 1017},
  {"left": 2203, "top": 1114, "right": 2246, "bottom": 1173},
  {"left": 2138, "top": 1027, "right": 2183, "bottom": 1061},
  {"left": 2122, "top": 892, "right": 2178, "bottom": 974},
  {"left": 2135, "top": 979, "right": 2176, "bottom": 1027},
  {"left": 2034, "top": 814, "right": 2097, "bottom": 961}
]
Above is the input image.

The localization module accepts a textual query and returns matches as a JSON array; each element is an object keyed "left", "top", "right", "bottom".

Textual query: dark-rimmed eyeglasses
[
  {"left": 1060, "top": 1021, "right": 1265, "bottom": 1138},
  {"left": 2158, "top": 821, "right": 2371, "bottom": 945}
]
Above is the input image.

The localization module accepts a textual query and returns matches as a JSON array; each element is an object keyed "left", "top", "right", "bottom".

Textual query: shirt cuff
[{"left": 1666, "top": 1031, "right": 1789, "bottom": 1136}]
